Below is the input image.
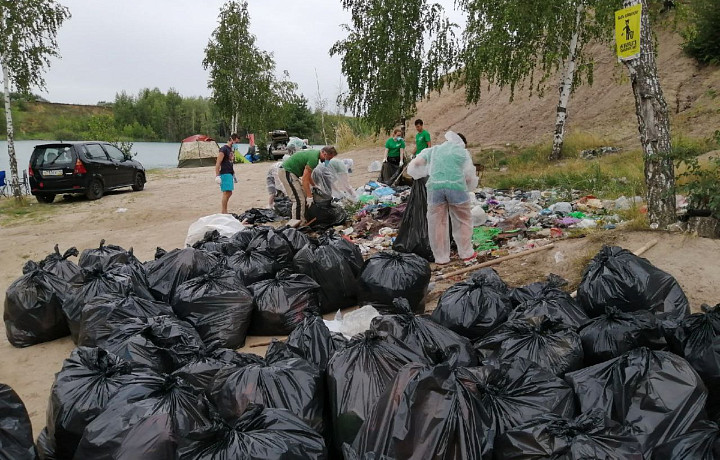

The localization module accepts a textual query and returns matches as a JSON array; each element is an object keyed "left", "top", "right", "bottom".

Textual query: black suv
[{"left": 28, "top": 142, "right": 146, "bottom": 203}]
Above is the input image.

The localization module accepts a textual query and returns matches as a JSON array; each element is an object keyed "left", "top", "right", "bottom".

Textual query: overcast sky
[{"left": 39, "top": 0, "right": 464, "bottom": 110}]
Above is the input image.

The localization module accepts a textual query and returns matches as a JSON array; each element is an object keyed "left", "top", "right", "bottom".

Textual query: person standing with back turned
[
  {"left": 215, "top": 133, "right": 239, "bottom": 214},
  {"left": 414, "top": 119, "right": 431, "bottom": 158}
]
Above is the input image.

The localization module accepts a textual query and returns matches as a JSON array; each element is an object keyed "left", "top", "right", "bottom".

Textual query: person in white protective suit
[
  {"left": 407, "top": 131, "right": 479, "bottom": 264},
  {"left": 311, "top": 158, "right": 357, "bottom": 201}
]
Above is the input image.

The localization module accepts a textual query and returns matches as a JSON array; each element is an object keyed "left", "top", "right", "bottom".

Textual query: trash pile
[
  {"left": 4, "top": 235, "right": 720, "bottom": 458},
  {"left": 347, "top": 181, "right": 645, "bottom": 255}
]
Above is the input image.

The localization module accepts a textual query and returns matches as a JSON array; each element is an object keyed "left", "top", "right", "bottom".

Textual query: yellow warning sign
[{"left": 615, "top": 3, "right": 642, "bottom": 60}]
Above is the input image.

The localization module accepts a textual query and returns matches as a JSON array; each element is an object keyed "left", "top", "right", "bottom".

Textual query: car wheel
[
  {"left": 85, "top": 178, "right": 104, "bottom": 200},
  {"left": 131, "top": 172, "right": 145, "bottom": 191},
  {"left": 36, "top": 193, "right": 56, "bottom": 204}
]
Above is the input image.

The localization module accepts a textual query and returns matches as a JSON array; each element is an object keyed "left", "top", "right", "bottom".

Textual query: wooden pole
[
  {"left": 570, "top": 238, "right": 658, "bottom": 298},
  {"left": 434, "top": 243, "right": 555, "bottom": 281}
]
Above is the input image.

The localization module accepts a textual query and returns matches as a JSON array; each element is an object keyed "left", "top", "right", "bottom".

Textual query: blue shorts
[
  {"left": 428, "top": 188, "right": 469, "bottom": 206},
  {"left": 220, "top": 173, "right": 234, "bottom": 192}
]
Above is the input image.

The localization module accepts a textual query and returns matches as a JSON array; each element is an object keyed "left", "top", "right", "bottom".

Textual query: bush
[{"left": 683, "top": 0, "right": 720, "bottom": 64}]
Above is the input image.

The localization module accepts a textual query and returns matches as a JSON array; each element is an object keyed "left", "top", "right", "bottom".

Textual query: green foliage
[
  {"left": 682, "top": 0, "right": 720, "bottom": 64},
  {"left": 280, "top": 95, "right": 317, "bottom": 140},
  {"left": 457, "top": 0, "right": 622, "bottom": 102},
  {"left": 676, "top": 155, "right": 720, "bottom": 217},
  {"left": 204, "top": 1, "right": 293, "bottom": 135},
  {"left": 331, "top": 0, "right": 457, "bottom": 133},
  {"left": 83, "top": 114, "right": 134, "bottom": 156}
]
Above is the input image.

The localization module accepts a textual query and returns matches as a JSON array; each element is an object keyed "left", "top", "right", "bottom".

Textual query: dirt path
[{"left": 1, "top": 145, "right": 719, "bottom": 436}]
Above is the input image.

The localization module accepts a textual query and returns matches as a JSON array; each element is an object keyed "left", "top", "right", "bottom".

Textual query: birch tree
[
  {"left": 204, "top": 1, "right": 276, "bottom": 135},
  {"left": 331, "top": 0, "right": 458, "bottom": 133},
  {"left": 0, "top": 0, "right": 70, "bottom": 200}
]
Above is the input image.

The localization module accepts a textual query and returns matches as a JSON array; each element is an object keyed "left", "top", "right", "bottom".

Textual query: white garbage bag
[{"left": 185, "top": 214, "right": 244, "bottom": 247}]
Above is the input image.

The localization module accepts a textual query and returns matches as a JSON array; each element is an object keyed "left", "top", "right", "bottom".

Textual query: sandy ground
[{"left": 1, "top": 146, "right": 720, "bottom": 436}]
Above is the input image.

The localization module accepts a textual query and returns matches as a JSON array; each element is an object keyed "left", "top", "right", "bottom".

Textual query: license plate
[{"left": 43, "top": 170, "right": 64, "bottom": 176}]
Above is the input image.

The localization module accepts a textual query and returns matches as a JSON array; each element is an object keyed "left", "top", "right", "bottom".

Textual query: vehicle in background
[
  {"left": 267, "top": 130, "right": 290, "bottom": 160},
  {"left": 28, "top": 142, "right": 146, "bottom": 203}
]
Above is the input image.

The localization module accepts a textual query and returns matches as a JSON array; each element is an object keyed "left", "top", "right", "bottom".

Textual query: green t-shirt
[
  {"left": 282, "top": 149, "right": 320, "bottom": 177},
  {"left": 415, "top": 129, "right": 431, "bottom": 155},
  {"left": 385, "top": 137, "right": 405, "bottom": 158}
]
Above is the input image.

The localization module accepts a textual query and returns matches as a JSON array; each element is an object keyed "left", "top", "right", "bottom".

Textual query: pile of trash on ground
[
  {"left": 347, "top": 177, "right": 646, "bottom": 256},
  {"left": 3, "top": 225, "right": 720, "bottom": 458}
]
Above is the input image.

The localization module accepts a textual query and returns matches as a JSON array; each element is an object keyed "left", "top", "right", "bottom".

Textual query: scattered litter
[{"left": 115, "top": 208, "right": 127, "bottom": 213}]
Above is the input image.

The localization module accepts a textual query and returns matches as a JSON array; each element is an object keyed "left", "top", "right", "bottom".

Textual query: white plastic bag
[
  {"left": 472, "top": 206, "right": 487, "bottom": 227},
  {"left": 323, "top": 305, "right": 380, "bottom": 339},
  {"left": 185, "top": 214, "right": 244, "bottom": 247}
]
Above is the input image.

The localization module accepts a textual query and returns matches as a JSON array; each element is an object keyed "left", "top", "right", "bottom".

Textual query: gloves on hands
[
  {"left": 306, "top": 197, "right": 313, "bottom": 206},
  {"left": 215, "top": 176, "right": 221, "bottom": 184}
]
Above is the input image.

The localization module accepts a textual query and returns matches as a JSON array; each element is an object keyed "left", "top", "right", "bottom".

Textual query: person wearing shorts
[{"left": 215, "top": 133, "right": 239, "bottom": 214}]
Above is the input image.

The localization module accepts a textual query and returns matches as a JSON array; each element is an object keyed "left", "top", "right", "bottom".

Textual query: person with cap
[
  {"left": 407, "top": 131, "right": 478, "bottom": 264},
  {"left": 278, "top": 146, "right": 338, "bottom": 227},
  {"left": 215, "top": 133, "right": 240, "bottom": 214}
]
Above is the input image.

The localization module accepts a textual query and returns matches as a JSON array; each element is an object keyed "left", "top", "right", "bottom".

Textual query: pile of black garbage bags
[{"left": 4, "top": 242, "right": 720, "bottom": 459}]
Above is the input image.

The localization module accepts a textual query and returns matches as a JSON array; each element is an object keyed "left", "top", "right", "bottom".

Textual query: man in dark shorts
[{"left": 215, "top": 133, "right": 240, "bottom": 214}]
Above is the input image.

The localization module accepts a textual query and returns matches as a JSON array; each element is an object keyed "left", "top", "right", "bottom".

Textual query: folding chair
[{"left": 0, "top": 170, "right": 8, "bottom": 197}]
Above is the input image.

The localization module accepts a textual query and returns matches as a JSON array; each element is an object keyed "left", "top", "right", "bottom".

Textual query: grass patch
[
  {"left": 0, "top": 197, "right": 62, "bottom": 226},
  {"left": 335, "top": 121, "right": 379, "bottom": 152}
]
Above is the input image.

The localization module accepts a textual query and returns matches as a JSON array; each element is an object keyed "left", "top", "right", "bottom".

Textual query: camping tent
[{"left": 177, "top": 135, "right": 220, "bottom": 168}]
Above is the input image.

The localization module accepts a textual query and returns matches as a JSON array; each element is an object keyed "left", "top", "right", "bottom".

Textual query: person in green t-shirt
[
  {"left": 414, "top": 119, "right": 431, "bottom": 157},
  {"left": 384, "top": 128, "right": 406, "bottom": 166},
  {"left": 279, "top": 146, "right": 338, "bottom": 226}
]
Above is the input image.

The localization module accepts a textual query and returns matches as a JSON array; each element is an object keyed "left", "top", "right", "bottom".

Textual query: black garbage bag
[
  {"left": 105, "top": 260, "right": 153, "bottom": 298},
  {"left": 508, "top": 276, "right": 589, "bottom": 328},
  {"left": 238, "top": 207, "right": 280, "bottom": 224},
  {"left": 226, "top": 247, "right": 276, "bottom": 286},
  {"left": 191, "top": 229, "right": 243, "bottom": 256},
  {"left": 230, "top": 227, "right": 262, "bottom": 251},
  {"left": 650, "top": 419, "right": 720, "bottom": 459},
  {"left": 566, "top": 347, "right": 708, "bottom": 454},
  {"left": 78, "top": 239, "right": 137, "bottom": 272},
  {"left": 0, "top": 383, "right": 36, "bottom": 460},
  {"left": 326, "top": 330, "right": 427, "bottom": 452},
  {"left": 370, "top": 298, "right": 477, "bottom": 366},
  {"left": 307, "top": 186, "right": 348, "bottom": 230},
  {"left": 431, "top": 268, "right": 513, "bottom": 340},
  {"left": 318, "top": 229, "right": 364, "bottom": 276},
  {"left": 465, "top": 358, "right": 576, "bottom": 455},
  {"left": 37, "top": 347, "right": 140, "bottom": 459},
  {"left": 62, "top": 267, "right": 139, "bottom": 343},
  {"left": 247, "top": 226, "right": 295, "bottom": 270},
  {"left": 577, "top": 245, "right": 690, "bottom": 321},
  {"left": 357, "top": 251, "right": 431, "bottom": 314},
  {"left": 77, "top": 290, "right": 174, "bottom": 347},
  {"left": 209, "top": 357, "right": 325, "bottom": 434},
  {"left": 171, "top": 265, "right": 254, "bottom": 349},
  {"left": 350, "top": 350, "right": 487, "bottom": 459},
  {"left": 146, "top": 247, "right": 221, "bottom": 302},
  {"left": 74, "top": 372, "right": 212, "bottom": 460},
  {"left": 579, "top": 306, "right": 666, "bottom": 365},
  {"left": 4, "top": 261, "right": 70, "bottom": 347},
  {"left": 281, "top": 310, "right": 346, "bottom": 372},
  {"left": 179, "top": 404, "right": 327, "bottom": 459},
  {"left": 274, "top": 195, "right": 293, "bottom": 218},
  {"left": 39, "top": 244, "right": 81, "bottom": 282},
  {"left": 278, "top": 226, "right": 313, "bottom": 253},
  {"left": 142, "top": 247, "right": 168, "bottom": 274},
  {"left": 173, "top": 345, "right": 264, "bottom": 392},
  {"left": 294, "top": 243, "right": 358, "bottom": 313},
  {"left": 378, "top": 161, "right": 399, "bottom": 184},
  {"left": 393, "top": 177, "right": 433, "bottom": 261},
  {"left": 475, "top": 316, "right": 584, "bottom": 376},
  {"left": 509, "top": 273, "right": 568, "bottom": 306},
  {"left": 668, "top": 304, "right": 720, "bottom": 417},
  {"left": 248, "top": 271, "right": 321, "bottom": 336},
  {"left": 104, "top": 315, "right": 205, "bottom": 373},
  {"left": 495, "top": 409, "right": 644, "bottom": 459}
]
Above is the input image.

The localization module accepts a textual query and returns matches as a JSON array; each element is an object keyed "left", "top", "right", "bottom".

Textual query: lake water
[{"left": 0, "top": 140, "right": 253, "bottom": 173}]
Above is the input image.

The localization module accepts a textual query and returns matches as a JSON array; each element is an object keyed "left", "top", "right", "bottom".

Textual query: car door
[
  {"left": 84, "top": 143, "right": 118, "bottom": 188},
  {"left": 103, "top": 144, "right": 135, "bottom": 186}
]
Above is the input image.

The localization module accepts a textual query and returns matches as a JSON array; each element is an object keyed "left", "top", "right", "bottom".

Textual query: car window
[
  {"left": 31, "top": 146, "right": 74, "bottom": 168},
  {"left": 85, "top": 144, "right": 108, "bottom": 160},
  {"left": 104, "top": 145, "right": 126, "bottom": 162}
]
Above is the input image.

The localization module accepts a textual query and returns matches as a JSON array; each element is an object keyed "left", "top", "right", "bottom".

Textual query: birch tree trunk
[
  {"left": 622, "top": 0, "right": 676, "bottom": 228},
  {"left": 2, "top": 60, "right": 21, "bottom": 200},
  {"left": 549, "top": 3, "right": 585, "bottom": 161}
]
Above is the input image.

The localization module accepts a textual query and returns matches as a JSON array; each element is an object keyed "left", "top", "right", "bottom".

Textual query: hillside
[
  {"left": 2, "top": 101, "right": 112, "bottom": 140},
  {"left": 415, "top": 25, "right": 720, "bottom": 151}
]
